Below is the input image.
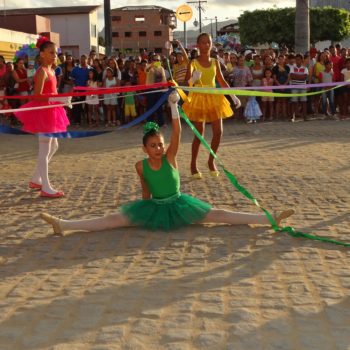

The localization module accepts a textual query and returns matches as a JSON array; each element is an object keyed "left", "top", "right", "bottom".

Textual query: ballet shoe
[
  {"left": 209, "top": 170, "right": 220, "bottom": 177},
  {"left": 40, "top": 213, "right": 63, "bottom": 235},
  {"left": 40, "top": 190, "right": 65, "bottom": 198},
  {"left": 191, "top": 172, "right": 203, "bottom": 180},
  {"left": 29, "top": 181, "right": 42, "bottom": 190},
  {"left": 274, "top": 209, "right": 295, "bottom": 226}
]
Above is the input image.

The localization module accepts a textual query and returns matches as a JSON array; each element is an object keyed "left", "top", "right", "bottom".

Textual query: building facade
[
  {"left": 110, "top": 6, "right": 176, "bottom": 55},
  {"left": 0, "top": 6, "right": 100, "bottom": 58},
  {"left": 0, "top": 28, "right": 39, "bottom": 61},
  {"left": 310, "top": 0, "right": 350, "bottom": 10}
]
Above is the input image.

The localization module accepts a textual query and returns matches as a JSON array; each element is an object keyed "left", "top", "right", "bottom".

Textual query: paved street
[{"left": 1, "top": 119, "right": 350, "bottom": 350}]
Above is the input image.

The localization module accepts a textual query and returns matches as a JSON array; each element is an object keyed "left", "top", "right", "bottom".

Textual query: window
[
  {"left": 125, "top": 32, "right": 132, "bottom": 38},
  {"left": 154, "top": 31, "right": 162, "bottom": 37},
  {"left": 135, "top": 15, "right": 145, "bottom": 22},
  {"left": 139, "top": 31, "right": 147, "bottom": 37},
  {"left": 112, "top": 32, "right": 119, "bottom": 37},
  {"left": 90, "top": 24, "right": 97, "bottom": 38},
  {"left": 112, "top": 16, "right": 121, "bottom": 21}
]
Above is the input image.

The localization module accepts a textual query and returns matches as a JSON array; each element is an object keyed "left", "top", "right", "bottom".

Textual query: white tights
[
  {"left": 59, "top": 213, "right": 131, "bottom": 232},
  {"left": 201, "top": 208, "right": 269, "bottom": 225},
  {"left": 58, "top": 209, "right": 268, "bottom": 233},
  {"left": 31, "top": 136, "right": 59, "bottom": 193}
]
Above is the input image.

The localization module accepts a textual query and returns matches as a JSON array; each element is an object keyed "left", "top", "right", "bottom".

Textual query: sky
[{"left": 2, "top": 0, "right": 296, "bottom": 30}]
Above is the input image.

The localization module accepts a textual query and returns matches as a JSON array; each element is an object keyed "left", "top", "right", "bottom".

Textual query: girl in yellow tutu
[{"left": 182, "top": 32, "right": 241, "bottom": 179}]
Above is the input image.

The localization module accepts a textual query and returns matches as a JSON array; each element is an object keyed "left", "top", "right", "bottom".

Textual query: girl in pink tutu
[{"left": 14, "top": 36, "right": 70, "bottom": 198}]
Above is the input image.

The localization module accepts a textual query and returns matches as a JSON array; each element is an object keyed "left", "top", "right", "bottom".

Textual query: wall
[
  {"left": 0, "top": 15, "right": 50, "bottom": 34},
  {"left": 46, "top": 13, "right": 97, "bottom": 56},
  {"left": 0, "top": 28, "right": 39, "bottom": 61},
  {"left": 111, "top": 8, "right": 174, "bottom": 55}
]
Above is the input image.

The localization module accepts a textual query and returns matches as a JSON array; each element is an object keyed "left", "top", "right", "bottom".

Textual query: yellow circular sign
[{"left": 176, "top": 4, "right": 193, "bottom": 23}]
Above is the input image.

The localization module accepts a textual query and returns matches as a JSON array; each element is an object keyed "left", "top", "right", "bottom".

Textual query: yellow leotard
[{"left": 182, "top": 58, "right": 233, "bottom": 123}]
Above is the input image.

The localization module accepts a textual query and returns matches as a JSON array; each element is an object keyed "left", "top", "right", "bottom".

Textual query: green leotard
[
  {"left": 120, "top": 156, "right": 211, "bottom": 231},
  {"left": 142, "top": 156, "right": 180, "bottom": 199}
]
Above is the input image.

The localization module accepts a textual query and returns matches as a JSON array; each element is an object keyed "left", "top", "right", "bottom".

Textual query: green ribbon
[
  {"left": 178, "top": 85, "right": 342, "bottom": 97},
  {"left": 178, "top": 107, "right": 350, "bottom": 247}
]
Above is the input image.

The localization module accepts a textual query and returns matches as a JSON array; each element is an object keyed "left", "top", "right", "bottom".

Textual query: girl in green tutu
[{"left": 41, "top": 91, "right": 294, "bottom": 234}]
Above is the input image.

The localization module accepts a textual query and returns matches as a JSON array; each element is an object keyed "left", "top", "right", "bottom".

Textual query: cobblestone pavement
[{"left": 1, "top": 119, "right": 350, "bottom": 350}]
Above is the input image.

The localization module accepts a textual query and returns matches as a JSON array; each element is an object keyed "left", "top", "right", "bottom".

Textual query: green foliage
[
  {"left": 310, "top": 7, "right": 350, "bottom": 43},
  {"left": 239, "top": 6, "right": 350, "bottom": 48}
]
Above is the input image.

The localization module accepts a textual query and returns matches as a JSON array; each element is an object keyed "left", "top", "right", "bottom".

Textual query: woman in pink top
[{"left": 14, "top": 37, "right": 70, "bottom": 198}]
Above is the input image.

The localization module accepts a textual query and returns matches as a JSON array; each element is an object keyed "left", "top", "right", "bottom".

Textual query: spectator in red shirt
[
  {"left": 12, "top": 58, "right": 30, "bottom": 105},
  {"left": 329, "top": 45, "right": 342, "bottom": 82}
]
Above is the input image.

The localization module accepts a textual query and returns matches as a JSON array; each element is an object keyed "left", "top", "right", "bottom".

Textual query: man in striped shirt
[
  {"left": 172, "top": 40, "right": 189, "bottom": 86},
  {"left": 289, "top": 53, "right": 309, "bottom": 121}
]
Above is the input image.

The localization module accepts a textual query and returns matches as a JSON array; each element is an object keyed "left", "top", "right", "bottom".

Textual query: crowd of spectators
[
  {"left": 1, "top": 40, "right": 350, "bottom": 128},
  {"left": 213, "top": 43, "right": 350, "bottom": 122}
]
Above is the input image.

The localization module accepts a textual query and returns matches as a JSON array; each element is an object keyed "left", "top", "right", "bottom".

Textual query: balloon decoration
[
  {"left": 215, "top": 33, "right": 241, "bottom": 52},
  {"left": 13, "top": 40, "right": 62, "bottom": 62},
  {"left": 13, "top": 43, "right": 38, "bottom": 63}
]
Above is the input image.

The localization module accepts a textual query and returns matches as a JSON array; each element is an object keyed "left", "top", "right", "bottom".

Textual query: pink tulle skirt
[{"left": 14, "top": 101, "right": 70, "bottom": 133}]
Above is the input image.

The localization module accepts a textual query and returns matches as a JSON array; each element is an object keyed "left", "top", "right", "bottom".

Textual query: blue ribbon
[
  {"left": 0, "top": 125, "right": 28, "bottom": 135},
  {"left": 42, "top": 130, "right": 112, "bottom": 138},
  {"left": 0, "top": 89, "right": 172, "bottom": 136},
  {"left": 0, "top": 125, "right": 112, "bottom": 138},
  {"left": 118, "top": 89, "right": 171, "bottom": 130}
]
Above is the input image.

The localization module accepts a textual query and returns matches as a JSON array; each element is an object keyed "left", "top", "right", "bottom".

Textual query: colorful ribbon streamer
[
  {"left": 118, "top": 89, "right": 172, "bottom": 129},
  {"left": 204, "top": 81, "right": 350, "bottom": 90},
  {"left": 1, "top": 74, "right": 349, "bottom": 247},
  {"left": 164, "top": 60, "right": 349, "bottom": 247},
  {"left": 0, "top": 90, "right": 171, "bottom": 137},
  {"left": 178, "top": 85, "right": 342, "bottom": 97},
  {"left": 178, "top": 107, "right": 350, "bottom": 247},
  {"left": 0, "top": 125, "right": 112, "bottom": 138},
  {"left": 0, "top": 83, "right": 170, "bottom": 100}
]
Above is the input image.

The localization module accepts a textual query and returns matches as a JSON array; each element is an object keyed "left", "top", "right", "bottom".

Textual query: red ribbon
[{"left": 0, "top": 82, "right": 171, "bottom": 100}]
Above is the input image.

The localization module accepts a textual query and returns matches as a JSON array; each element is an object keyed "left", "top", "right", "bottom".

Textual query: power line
[{"left": 187, "top": 0, "right": 207, "bottom": 33}]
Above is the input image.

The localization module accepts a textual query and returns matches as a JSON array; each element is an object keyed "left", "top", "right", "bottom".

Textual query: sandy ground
[{"left": 1, "top": 118, "right": 350, "bottom": 350}]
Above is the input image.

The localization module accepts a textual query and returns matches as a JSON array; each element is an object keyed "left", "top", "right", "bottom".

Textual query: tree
[
  {"left": 239, "top": 8, "right": 295, "bottom": 49},
  {"left": 310, "top": 6, "right": 350, "bottom": 43},
  {"left": 295, "top": 0, "right": 309, "bottom": 53},
  {"left": 239, "top": 6, "right": 350, "bottom": 50}
]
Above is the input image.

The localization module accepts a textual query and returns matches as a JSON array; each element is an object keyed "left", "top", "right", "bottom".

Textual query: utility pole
[
  {"left": 104, "top": 0, "right": 112, "bottom": 57},
  {"left": 295, "top": 0, "right": 310, "bottom": 54},
  {"left": 187, "top": 0, "right": 207, "bottom": 33}
]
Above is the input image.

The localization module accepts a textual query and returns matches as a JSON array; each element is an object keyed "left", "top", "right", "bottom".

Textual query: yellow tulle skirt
[{"left": 182, "top": 92, "right": 234, "bottom": 123}]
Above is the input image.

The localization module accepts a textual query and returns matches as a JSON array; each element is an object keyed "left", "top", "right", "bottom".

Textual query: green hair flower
[{"left": 143, "top": 121, "right": 160, "bottom": 135}]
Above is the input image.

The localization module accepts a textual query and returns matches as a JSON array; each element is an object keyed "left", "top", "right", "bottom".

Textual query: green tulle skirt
[{"left": 120, "top": 192, "right": 212, "bottom": 231}]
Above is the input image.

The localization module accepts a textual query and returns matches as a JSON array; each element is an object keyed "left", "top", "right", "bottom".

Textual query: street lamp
[
  {"left": 204, "top": 17, "right": 214, "bottom": 38},
  {"left": 203, "top": 16, "right": 218, "bottom": 41}
]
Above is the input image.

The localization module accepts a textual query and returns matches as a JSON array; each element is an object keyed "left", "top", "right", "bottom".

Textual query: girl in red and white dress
[{"left": 14, "top": 37, "right": 70, "bottom": 198}]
